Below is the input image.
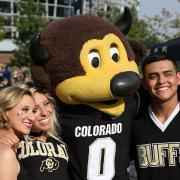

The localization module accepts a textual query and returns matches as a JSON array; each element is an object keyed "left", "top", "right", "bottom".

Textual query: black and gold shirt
[{"left": 17, "top": 137, "right": 71, "bottom": 180}]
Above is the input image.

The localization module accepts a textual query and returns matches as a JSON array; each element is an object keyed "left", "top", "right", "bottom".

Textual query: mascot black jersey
[
  {"left": 16, "top": 137, "right": 70, "bottom": 180},
  {"left": 131, "top": 108, "right": 180, "bottom": 180},
  {"left": 59, "top": 94, "right": 138, "bottom": 180}
]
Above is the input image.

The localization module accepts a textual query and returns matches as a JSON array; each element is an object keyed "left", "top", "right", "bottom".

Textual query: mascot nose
[{"left": 110, "top": 71, "right": 141, "bottom": 97}]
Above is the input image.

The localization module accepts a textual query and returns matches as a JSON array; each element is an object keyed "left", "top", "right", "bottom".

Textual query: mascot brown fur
[{"left": 29, "top": 7, "right": 146, "bottom": 180}]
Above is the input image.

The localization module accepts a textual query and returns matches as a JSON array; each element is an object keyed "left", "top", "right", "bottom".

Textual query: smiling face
[
  {"left": 56, "top": 34, "right": 140, "bottom": 116},
  {"left": 143, "top": 60, "right": 180, "bottom": 105},
  {"left": 30, "top": 14, "right": 142, "bottom": 117},
  {"left": 7, "top": 95, "right": 36, "bottom": 136},
  {"left": 31, "top": 92, "right": 53, "bottom": 132}
]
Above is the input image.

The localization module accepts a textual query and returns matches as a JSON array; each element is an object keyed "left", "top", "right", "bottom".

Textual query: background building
[
  {"left": 0, "top": 0, "right": 129, "bottom": 39},
  {"left": 0, "top": 0, "right": 133, "bottom": 64},
  {"left": 0, "top": 0, "right": 74, "bottom": 64},
  {"left": 0, "top": 0, "right": 74, "bottom": 39}
]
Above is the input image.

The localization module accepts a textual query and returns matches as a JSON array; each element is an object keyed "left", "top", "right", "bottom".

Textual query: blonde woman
[
  {"left": 15, "top": 83, "right": 70, "bottom": 180},
  {"left": 0, "top": 86, "right": 36, "bottom": 180}
]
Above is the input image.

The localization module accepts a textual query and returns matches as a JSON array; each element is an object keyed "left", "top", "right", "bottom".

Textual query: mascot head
[{"left": 29, "top": 7, "right": 146, "bottom": 116}]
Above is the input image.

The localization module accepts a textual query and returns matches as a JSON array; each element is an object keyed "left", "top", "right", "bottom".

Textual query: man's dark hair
[{"left": 141, "top": 52, "right": 177, "bottom": 76}]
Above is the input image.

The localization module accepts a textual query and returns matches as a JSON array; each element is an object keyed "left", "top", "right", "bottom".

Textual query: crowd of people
[
  {"left": 0, "top": 52, "right": 179, "bottom": 180},
  {"left": 0, "top": 64, "right": 32, "bottom": 88},
  {"left": 0, "top": 9, "right": 179, "bottom": 179}
]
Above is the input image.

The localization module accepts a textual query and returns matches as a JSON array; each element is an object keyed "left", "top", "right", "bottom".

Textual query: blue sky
[{"left": 139, "top": 0, "right": 180, "bottom": 18}]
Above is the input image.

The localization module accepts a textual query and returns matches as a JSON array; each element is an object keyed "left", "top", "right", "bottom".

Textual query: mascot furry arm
[{"left": 29, "top": 7, "right": 146, "bottom": 180}]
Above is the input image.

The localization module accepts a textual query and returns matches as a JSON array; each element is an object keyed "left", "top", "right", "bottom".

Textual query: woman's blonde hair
[
  {"left": 19, "top": 83, "right": 61, "bottom": 140},
  {"left": 0, "top": 86, "right": 32, "bottom": 129}
]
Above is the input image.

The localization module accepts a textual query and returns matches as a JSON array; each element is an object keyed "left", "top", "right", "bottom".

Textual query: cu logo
[{"left": 40, "top": 157, "right": 59, "bottom": 172}]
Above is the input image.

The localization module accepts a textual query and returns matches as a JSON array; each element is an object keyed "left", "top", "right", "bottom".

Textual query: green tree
[
  {"left": 93, "top": 0, "right": 160, "bottom": 46},
  {"left": 93, "top": 1, "right": 122, "bottom": 23},
  {"left": 146, "top": 8, "right": 180, "bottom": 42},
  {"left": 128, "top": 6, "right": 160, "bottom": 46},
  {"left": 93, "top": 0, "right": 180, "bottom": 46},
  {"left": 11, "top": 0, "right": 49, "bottom": 67}
]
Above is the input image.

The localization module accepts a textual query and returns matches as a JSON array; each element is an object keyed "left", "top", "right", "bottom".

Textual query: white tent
[{"left": 0, "top": 39, "right": 18, "bottom": 52}]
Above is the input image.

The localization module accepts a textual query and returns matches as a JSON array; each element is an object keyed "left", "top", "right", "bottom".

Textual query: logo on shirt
[
  {"left": 40, "top": 157, "right": 59, "bottom": 172},
  {"left": 137, "top": 142, "right": 180, "bottom": 168}
]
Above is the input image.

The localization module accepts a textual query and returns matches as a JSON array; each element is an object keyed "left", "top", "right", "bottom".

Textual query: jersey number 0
[{"left": 87, "top": 137, "right": 116, "bottom": 180}]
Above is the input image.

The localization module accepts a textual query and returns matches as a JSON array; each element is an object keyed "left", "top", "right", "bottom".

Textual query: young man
[{"left": 131, "top": 53, "right": 180, "bottom": 180}]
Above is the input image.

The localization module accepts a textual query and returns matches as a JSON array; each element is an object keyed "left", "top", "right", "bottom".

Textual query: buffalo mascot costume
[{"left": 29, "top": 7, "right": 146, "bottom": 180}]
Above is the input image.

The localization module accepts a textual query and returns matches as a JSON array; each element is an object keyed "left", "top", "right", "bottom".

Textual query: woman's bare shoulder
[
  {"left": 0, "top": 144, "right": 19, "bottom": 180},
  {"left": 0, "top": 143, "right": 16, "bottom": 160}
]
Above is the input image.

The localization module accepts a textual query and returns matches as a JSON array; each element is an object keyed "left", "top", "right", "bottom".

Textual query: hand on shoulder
[{"left": 0, "top": 128, "right": 19, "bottom": 148}]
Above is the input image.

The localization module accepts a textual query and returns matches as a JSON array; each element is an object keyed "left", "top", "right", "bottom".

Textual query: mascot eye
[
  {"left": 88, "top": 50, "right": 101, "bottom": 68},
  {"left": 110, "top": 44, "right": 120, "bottom": 62}
]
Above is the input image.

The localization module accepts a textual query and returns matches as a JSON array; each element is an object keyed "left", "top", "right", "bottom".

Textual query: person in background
[
  {"left": 12, "top": 68, "right": 25, "bottom": 86},
  {"left": 0, "top": 76, "right": 9, "bottom": 88},
  {"left": 0, "top": 86, "right": 36, "bottom": 180},
  {"left": 0, "top": 64, "right": 4, "bottom": 77},
  {"left": 0, "top": 83, "right": 71, "bottom": 180},
  {"left": 3, "top": 64, "right": 11, "bottom": 86},
  {"left": 131, "top": 52, "right": 180, "bottom": 180}
]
